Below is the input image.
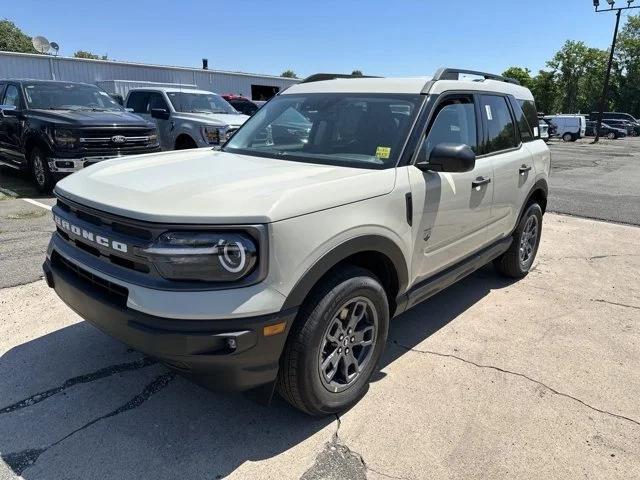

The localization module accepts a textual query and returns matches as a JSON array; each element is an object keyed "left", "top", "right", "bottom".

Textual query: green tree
[
  {"left": 351, "top": 70, "right": 363, "bottom": 77},
  {"left": 616, "top": 14, "right": 640, "bottom": 117},
  {"left": 74, "top": 50, "right": 107, "bottom": 60},
  {"left": 281, "top": 70, "right": 298, "bottom": 78},
  {"left": 502, "top": 67, "right": 533, "bottom": 89},
  {"left": 0, "top": 19, "right": 37, "bottom": 53}
]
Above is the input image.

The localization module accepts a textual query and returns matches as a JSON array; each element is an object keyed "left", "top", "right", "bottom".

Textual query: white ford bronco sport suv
[{"left": 44, "top": 68, "right": 550, "bottom": 416}]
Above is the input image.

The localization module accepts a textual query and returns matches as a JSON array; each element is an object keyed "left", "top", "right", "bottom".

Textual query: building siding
[{"left": 0, "top": 51, "right": 298, "bottom": 100}]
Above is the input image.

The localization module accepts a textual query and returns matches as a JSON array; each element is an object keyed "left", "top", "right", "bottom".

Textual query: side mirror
[
  {"left": 0, "top": 105, "right": 18, "bottom": 118},
  {"left": 150, "top": 108, "right": 170, "bottom": 120},
  {"left": 416, "top": 143, "right": 475, "bottom": 173}
]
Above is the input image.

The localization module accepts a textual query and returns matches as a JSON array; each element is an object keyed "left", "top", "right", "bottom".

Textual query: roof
[
  {"left": 1, "top": 78, "right": 95, "bottom": 87},
  {"left": 282, "top": 74, "right": 534, "bottom": 101}
]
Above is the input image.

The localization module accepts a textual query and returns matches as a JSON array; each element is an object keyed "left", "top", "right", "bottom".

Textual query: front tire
[
  {"left": 277, "top": 266, "right": 389, "bottom": 416},
  {"left": 494, "top": 203, "right": 543, "bottom": 279},
  {"left": 607, "top": 132, "right": 616, "bottom": 140},
  {"left": 29, "top": 146, "right": 55, "bottom": 193}
]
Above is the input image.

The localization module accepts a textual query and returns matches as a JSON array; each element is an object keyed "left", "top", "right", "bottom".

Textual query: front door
[
  {"left": 408, "top": 93, "right": 493, "bottom": 283},
  {"left": 0, "top": 83, "right": 25, "bottom": 166}
]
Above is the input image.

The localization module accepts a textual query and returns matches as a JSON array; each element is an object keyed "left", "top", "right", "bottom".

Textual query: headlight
[
  {"left": 54, "top": 128, "right": 78, "bottom": 148},
  {"left": 142, "top": 231, "right": 257, "bottom": 282},
  {"left": 201, "top": 125, "right": 222, "bottom": 144}
]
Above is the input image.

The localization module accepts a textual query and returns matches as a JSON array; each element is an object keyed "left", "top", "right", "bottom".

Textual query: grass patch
[{"left": 6, "top": 210, "right": 49, "bottom": 220}]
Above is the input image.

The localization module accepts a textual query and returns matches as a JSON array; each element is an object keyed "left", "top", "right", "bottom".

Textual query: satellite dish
[
  {"left": 50, "top": 42, "right": 59, "bottom": 55},
  {"left": 32, "top": 36, "right": 50, "bottom": 54}
]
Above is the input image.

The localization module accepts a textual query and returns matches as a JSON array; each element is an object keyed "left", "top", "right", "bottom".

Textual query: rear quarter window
[{"left": 517, "top": 99, "right": 540, "bottom": 140}]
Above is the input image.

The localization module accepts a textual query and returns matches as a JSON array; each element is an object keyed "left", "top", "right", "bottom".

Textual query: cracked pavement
[{"left": 1, "top": 212, "right": 639, "bottom": 479}]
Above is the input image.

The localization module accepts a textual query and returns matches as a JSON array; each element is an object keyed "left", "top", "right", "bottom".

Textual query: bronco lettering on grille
[{"left": 54, "top": 214, "right": 128, "bottom": 253}]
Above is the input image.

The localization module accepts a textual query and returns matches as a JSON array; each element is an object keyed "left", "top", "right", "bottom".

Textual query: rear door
[
  {"left": 408, "top": 93, "right": 493, "bottom": 281},
  {"left": 482, "top": 94, "right": 538, "bottom": 241}
]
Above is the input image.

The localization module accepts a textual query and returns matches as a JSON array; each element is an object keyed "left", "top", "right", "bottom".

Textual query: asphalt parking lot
[{"left": 1, "top": 138, "right": 639, "bottom": 479}]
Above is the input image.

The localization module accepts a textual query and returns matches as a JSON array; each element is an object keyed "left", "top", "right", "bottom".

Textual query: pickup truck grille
[{"left": 77, "top": 128, "right": 158, "bottom": 152}]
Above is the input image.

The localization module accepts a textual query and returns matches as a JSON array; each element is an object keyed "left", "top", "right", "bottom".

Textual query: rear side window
[
  {"left": 480, "top": 95, "right": 518, "bottom": 154},
  {"left": 510, "top": 99, "right": 533, "bottom": 142},
  {"left": 518, "top": 100, "right": 540, "bottom": 139},
  {"left": 423, "top": 95, "right": 478, "bottom": 160},
  {"left": 126, "top": 91, "right": 149, "bottom": 113}
]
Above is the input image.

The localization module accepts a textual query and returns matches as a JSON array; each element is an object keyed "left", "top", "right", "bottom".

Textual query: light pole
[{"left": 592, "top": 0, "right": 640, "bottom": 143}]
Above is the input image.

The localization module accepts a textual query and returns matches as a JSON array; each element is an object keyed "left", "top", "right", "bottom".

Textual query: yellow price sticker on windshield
[{"left": 376, "top": 146, "right": 391, "bottom": 159}]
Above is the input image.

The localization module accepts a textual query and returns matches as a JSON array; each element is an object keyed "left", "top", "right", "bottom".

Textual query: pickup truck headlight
[
  {"left": 142, "top": 231, "right": 257, "bottom": 282},
  {"left": 201, "top": 125, "right": 222, "bottom": 144},
  {"left": 54, "top": 128, "right": 78, "bottom": 148}
]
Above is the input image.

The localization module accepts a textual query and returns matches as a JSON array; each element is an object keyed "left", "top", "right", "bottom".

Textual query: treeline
[{"left": 503, "top": 15, "right": 640, "bottom": 117}]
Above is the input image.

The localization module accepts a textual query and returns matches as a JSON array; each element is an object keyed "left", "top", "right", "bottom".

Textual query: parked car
[
  {"left": 589, "top": 111, "right": 638, "bottom": 123},
  {"left": 44, "top": 68, "right": 550, "bottom": 415},
  {"left": 538, "top": 120, "right": 549, "bottom": 142},
  {"left": 125, "top": 88, "right": 249, "bottom": 150},
  {"left": 602, "top": 118, "right": 639, "bottom": 136},
  {"left": 222, "top": 95, "right": 260, "bottom": 116},
  {"left": 544, "top": 115, "right": 586, "bottom": 142},
  {"left": 585, "top": 120, "right": 626, "bottom": 139},
  {"left": 0, "top": 79, "right": 160, "bottom": 192}
]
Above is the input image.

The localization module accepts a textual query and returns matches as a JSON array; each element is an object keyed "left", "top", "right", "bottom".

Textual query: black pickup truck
[{"left": 0, "top": 80, "right": 160, "bottom": 192}]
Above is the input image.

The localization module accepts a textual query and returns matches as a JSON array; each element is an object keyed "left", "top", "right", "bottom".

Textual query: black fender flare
[
  {"left": 513, "top": 178, "right": 548, "bottom": 233},
  {"left": 281, "top": 235, "right": 409, "bottom": 311}
]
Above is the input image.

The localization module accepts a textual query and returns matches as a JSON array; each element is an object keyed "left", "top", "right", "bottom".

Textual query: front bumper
[
  {"left": 48, "top": 147, "right": 162, "bottom": 173},
  {"left": 43, "top": 256, "right": 297, "bottom": 391}
]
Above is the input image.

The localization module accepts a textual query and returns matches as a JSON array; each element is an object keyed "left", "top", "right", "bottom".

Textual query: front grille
[
  {"left": 52, "top": 251, "right": 128, "bottom": 307},
  {"left": 77, "top": 128, "right": 157, "bottom": 152}
]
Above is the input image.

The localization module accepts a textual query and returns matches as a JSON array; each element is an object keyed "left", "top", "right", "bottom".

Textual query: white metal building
[{"left": 0, "top": 51, "right": 299, "bottom": 100}]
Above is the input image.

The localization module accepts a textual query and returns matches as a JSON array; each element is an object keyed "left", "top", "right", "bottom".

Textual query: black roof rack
[
  {"left": 300, "top": 73, "right": 380, "bottom": 84},
  {"left": 432, "top": 68, "right": 521, "bottom": 86}
]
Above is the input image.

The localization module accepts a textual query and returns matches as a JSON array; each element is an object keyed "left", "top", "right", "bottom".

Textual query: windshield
[
  {"left": 223, "top": 93, "right": 423, "bottom": 169},
  {"left": 24, "top": 83, "right": 123, "bottom": 111},
  {"left": 167, "top": 92, "right": 237, "bottom": 114}
]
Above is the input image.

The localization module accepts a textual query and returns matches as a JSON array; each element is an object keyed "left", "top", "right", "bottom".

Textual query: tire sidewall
[
  {"left": 562, "top": 133, "right": 572, "bottom": 142},
  {"left": 29, "top": 146, "right": 53, "bottom": 193},
  {"left": 515, "top": 203, "right": 543, "bottom": 274},
  {"left": 297, "top": 276, "right": 389, "bottom": 414}
]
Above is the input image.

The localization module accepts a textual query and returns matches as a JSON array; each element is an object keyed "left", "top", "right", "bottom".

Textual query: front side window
[
  {"left": 224, "top": 93, "right": 423, "bottom": 169},
  {"left": 2, "top": 85, "right": 20, "bottom": 108},
  {"left": 480, "top": 95, "right": 518, "bottom": 154},
  {"left": 126, "top": 91, "right": 149, "bottom": 113},
  {"left": 23, "top": 83, "right": 122, "bottom": 111},
  {"left": 422, "top": 96, "right": 477, "bottom": 161},
  {"left": 147, "top": 92, "right": 168, "bottom": 112},
  {"left": 167, "top": 92, "right": 236, "bottom": 114}
]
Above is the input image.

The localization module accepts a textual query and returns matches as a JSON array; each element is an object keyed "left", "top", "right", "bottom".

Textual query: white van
[{"left": 544, "top": 115, "right": 587, "bottom": 142}]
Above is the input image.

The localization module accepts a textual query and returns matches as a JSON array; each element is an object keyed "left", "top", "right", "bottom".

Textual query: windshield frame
[
  {"left": 222, "top": 92, "right": 425, "bottom": 170},
  {"left": 22, "top": 82, "right": 124, "bottom": 112}
]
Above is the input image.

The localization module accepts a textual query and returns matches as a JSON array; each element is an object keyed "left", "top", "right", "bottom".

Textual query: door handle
[
  {"left": 472, "top": 176, "right": 491, "bottom": 188},
  {"left": 519, "top": 164, "right": 532, "bottom": 174}
]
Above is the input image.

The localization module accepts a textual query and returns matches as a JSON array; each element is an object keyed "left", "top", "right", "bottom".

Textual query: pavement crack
[
  {"left": 591, "top": 298, "right": 640, "bottom": 311},
  {"left": 0, "top": 357, "right": 157, "bottom": 414},
  {"left": 392, "top": 340, "right": 640, "bottom": 429},
  {"left": 1, "top": 371, "right": 175, "bottom": 476}
]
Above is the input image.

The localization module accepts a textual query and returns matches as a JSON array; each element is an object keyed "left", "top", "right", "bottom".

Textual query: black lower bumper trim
[{"left": 43, "top": 258, "right": 297, "bottom": 391}]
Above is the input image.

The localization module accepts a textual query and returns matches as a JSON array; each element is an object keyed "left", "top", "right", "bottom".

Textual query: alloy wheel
[
  {"left": 519, "top": 215, "right": 539, "bottom": 268},
  {"left": 318, "top": 297, "right": 378, "bottom": 393},
  {"left": 33, "top": 153, "right": 46, "bottom": 187}
]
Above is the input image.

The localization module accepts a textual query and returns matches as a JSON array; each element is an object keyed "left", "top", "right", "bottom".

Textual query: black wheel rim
[
  {"left": 318, "top": 296, "right": 378, "bottom": 393},
  {"left": 33, "top": 153, "right": 46, "bottom": 187},
  {"left": 519, "top": 215, "right": 539, "bottom": 268}
]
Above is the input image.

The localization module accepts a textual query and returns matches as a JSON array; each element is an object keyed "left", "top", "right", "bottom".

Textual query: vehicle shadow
[
  {"left": 0, "top": 166, "right": 50, "bottom": 199},
  {"left": 0, "top": 266, "right": 515, "bottom": 479}
]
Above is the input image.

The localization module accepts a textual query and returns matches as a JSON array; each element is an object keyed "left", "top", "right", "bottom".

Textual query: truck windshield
[
  {"left": 23, "top": 83, "right": 123, "bottom": 111},
  {"left": 167, "top": 92, "right": 237, "bottom": 114},
  {"left": 223, "top": 93, "right": 423, "bottom": 169}
]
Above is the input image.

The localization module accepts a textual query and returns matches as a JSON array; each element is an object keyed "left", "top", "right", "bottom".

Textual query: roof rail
[
  {"left": 300, "top": 73, "right": 380, "bottom": 84},
  {"left": 432, "top": 68, "right": 521, "bottom": 86}
]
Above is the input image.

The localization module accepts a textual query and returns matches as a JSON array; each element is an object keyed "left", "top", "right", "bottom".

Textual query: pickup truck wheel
[
  {"left": 494, "top": 203, "right": 543, "bottom": 279},
  {"left": 562, "top": 133, "right": 573, "bottom": 142},
  {"left": 29, "top": 147, "right": 55, "bottom": 193},
  {"left": 607, "top": 132, "right": 616, "bottom": 140},
  {"left": 277, "top": 266, "right": 389, "bottom": 416}
]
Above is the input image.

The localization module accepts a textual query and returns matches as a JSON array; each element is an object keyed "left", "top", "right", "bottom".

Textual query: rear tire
[
  {"left": 562, "top": 133, "right": 573, "bottom": 142},
  {"left": 29, "top": 146, "right": 54, "bottom": 193},
  {"left": 277, "top": 265, "right": 389, "bottom": 416},
  {"left": 494, "top": 203, "right": 543, "bottom": 279}
]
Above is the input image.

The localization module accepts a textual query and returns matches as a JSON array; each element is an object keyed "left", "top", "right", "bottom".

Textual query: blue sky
[{"left": 3, "top": 0, "right": 636, "bottom": 78}]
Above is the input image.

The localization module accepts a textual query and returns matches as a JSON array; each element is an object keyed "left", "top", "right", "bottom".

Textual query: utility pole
[{"left": 592, "top": 0, "right": 640, "bottom": 143}]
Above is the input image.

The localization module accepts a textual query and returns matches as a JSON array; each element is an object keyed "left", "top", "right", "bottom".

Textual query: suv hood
[
  {"left": 172, "top": 112, "right": 249, "bottom": 128},
  {"left": 29, "top": 109, "right": 153, "bottom": 128},
  {"left": 55, "top": 149, "right": 396, "bottom": 224}
]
